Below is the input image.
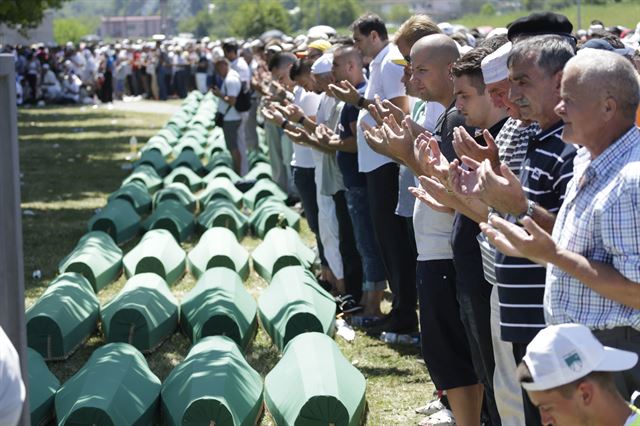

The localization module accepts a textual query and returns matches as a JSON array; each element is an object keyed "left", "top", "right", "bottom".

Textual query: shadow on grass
[{"left": 359, "top": 364, "right": 416, "bottom": 378}]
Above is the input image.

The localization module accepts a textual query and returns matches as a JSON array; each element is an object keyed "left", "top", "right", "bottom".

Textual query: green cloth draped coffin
[
  {"left": 141, "top": 135, "right": 173, "bottom": 157},
  {"left": 180, "top": 267, "right": 257, "bottom": 349},
  {"left": 197, "top": 197, "right": 249, "bottom": 240},
  {"left": 135, "top": 149, "right": 170, "bottom": 177},
  {"left": 123, "top": 228, "right": 186, "bottom": 285},
  {"left": 265, "top": 332, "right": 367, "bottom": 426},
  {"left": 153, "top": 182, "right": 198, "bottom": 213},
  {"left": 258, "top": 265, "right": 336, "bottom": 351},
  {"left": 161, "top": 336, "right": 263, "bottom": 426},
  {"left": 252, "top": 227, "right": 316, "bottom": 281},
  {"left": 163, "top": 166, "right": 204, "bottom": 192},
  {"left": 27, "top": 348, "right": 60, "bottom": 426},
  {"left": 243, "top": 179, "right": 288, "bottom": 211},
  {"left": 171, "top": 150, "right": 206, "bottom": 175},
  {"left": 249, "top": 198, "right": 301, "bottom": 239},
  {"left": 108, "top": 180, "right": 152, "bottom": 215},
  {"left": 88, "top": 198, "right": 141, "bottom": 245},
  {"left": 203, "top": 165, "right": 241, "bottom": 185},
  {"left": 58, "top": 231, "right": 123, "bottom": 292},
  {"left": 199, "top": 176, "right": 245, "bottom": 209},
  {"left": 244, "top": 161, "right": 272, "bottom": 181},
  {"left": 101, "top": 273, "right": 179, "bottom": 352},
  {"left": 142, "top": 199, "right": 195, "bottom": 242},
  {"left": 55, "top": 343, "right": 161, "bottom": 425},
  {"left": 122, "top": 164, "right": 163, "bottom": 193},
  {"left": 187, "top": 227, "right": 250, "bottom": 280},
  {"left": 26, "top": 272, "right": 99, "bottom": 360}
]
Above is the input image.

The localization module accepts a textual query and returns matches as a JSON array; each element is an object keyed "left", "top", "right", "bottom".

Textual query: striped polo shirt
[{"left": 494, "top": 121, "right": 577, "bottom": 343}]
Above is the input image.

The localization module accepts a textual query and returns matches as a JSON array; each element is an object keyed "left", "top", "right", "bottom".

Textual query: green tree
[
  {"left": 0, "top": 0, "right": 72, "bottom": 29},
  {"left": 387, "top": 4, "right": 412, "bottom": 24},
  {"left": 229, "top": 0, "right": 291, "bottom": 38},
  {"left": 53, "top": 17, "right": 93, "bottom": 44},
  {"left": 300, "top": 0, "right": 362, "bottom": 30},
  {"left": 480, "top": 2, "right": 496, "bottom": 15},
  {"left": 178, "top": 9, "right": 217, "bottom": 38}
]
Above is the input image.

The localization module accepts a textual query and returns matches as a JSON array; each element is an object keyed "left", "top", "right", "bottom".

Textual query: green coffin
[
  {"left": 141, "top": 136, "right": 173, "bottom": 158},
  {"left": 206, "top": 151, "right": 233, "bottom": 171},
  {"left": 181, "top": 128, "right": 208, "bottom": 145},
  {"left": 243, "top": 178, "right": 288, "bottom": 210},
  {"left": 264, "top": 332, "right": 366, "bottom": 426},
  {"left": 55, "top": 343, "right": 161, "bottom": 425},
  {"left": 187, "top": 228, "right": 250, "bottom": 280},
  {"left": 247, "top": 151, "right": 270, "bottom": 169},
  {"left": 108, "top": 181, "right": 152, "bottom": 215},
  {"left": 142, "top": 199, "right": 195, "bottom": 243},
  {"left": 122, "top": 164, "right": 163, "bottom": 193},
  {"left": 102, "top": 273, "right": 179, "bottom": 352},
  {"left": 244, "top": 162, "right": 273, "bottom": 182},
  {"left": 252, "top": 227, "right": 316, "bottom": 281},
  {"left": 156, "top": 128, "right": 179, "bottom": 146},
  {"left": 257, "top": 266, "right": 336, "bottom": 351},
  {"left": 197, "top": 198, "right": 249, "bottom": 240},
  {"left": 249, "top": 198, "right": 301, "bottom": 239},
  {"left": 171, "top": 150, "right": 206, "bottom": 176},
  {"left": 172, "top": 138, "right": 205, "bottom": 159},
  {"left": 27, "top": 348, "right": 60, "bottom": 426},
  {"left": 199, "top": 177, "right": 244, "bottom": 209},
  {"left": 123, "top": 229, "right": 186, "bottom": 285},
  {"left": 180, "top": 268, "right": 257, "bottom": 349},
  {"left": 206, "top": 134, "right": 228, "bottom": 157},
  {"left": 134, "top": 150, "right": 170, "bottom": 177},
  {"left": 153, "top": 182, "right": 198, "bottom": 213},
  {"left": 27, "top": 273, "right": 99, "bottom": 360},
  {"left": 161, "top": 336, "right": 263, "bottom": 426},
  {"left": 88, "top": 198, "right": 141, "bottom": 245},
  {"left": 163, "top": 166, "right": 204, "bottom": 192},
  {"left": 58, "top": 231, "right": 123, "bottom": 292},
  {"left": 203, "top": 165, "right": 241, "bottom": 185}
]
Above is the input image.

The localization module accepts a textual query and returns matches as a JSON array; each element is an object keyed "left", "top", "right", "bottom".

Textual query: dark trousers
[
  {"left": 101, "top": 71, "right": 113, "bottom": 103},
  {"left": 365, "top": 162, "right": 417, "bottom": 324},
  {"left": 333, "top": 190, "right": 363, "bottom": 301},
  {"left": 292, "top": 166, "right": 325, "bottom": 266},
  {"left": 592, "top": 326, "right": 640, "bottom": 400},
  {"left": 513, "top": 342, "right": 542, "bottom": 426}
]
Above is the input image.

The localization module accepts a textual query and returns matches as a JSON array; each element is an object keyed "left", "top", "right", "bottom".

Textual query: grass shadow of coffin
[
  {"left": 257, "top": 265, "right": 336, "bottom": 352},
  {"left": 161, "top": 336, "right": 263, "bottom": 426},
  {"left": 58, "top": 231, "right": 123, "bottom": 292},
  {"left": 171, "top": 150, "right": 206, "bottom": 176},
  {"left": 108, "top": 181, "right": 152, "bottom": 215},
  {"left": 55, "top": 343, "right": 161, "bottom": 425},
  {"left": 88, "top": 198, "right": 141, "bottom": 245},
  {"left": 264, "top": 332, "right": 367, "bottom": 426},
  {"left": 187, "top": 227, "right": 250, "bottom": 280},
  {"left": 249, "top": 198, "right": 301, "bottom": 239},
  {"left": 163, "top": 166, "right": 204, "bottom": 192},
  {"left": 142, "top": 199, "right": 195, "bottom": 243},
  {"left": 27, "top": 348, "right": 60, "bottom": 426},
  {"left": 180, "top": 268, "right": 257, "bottom": 350},
  {"left": 153, "top": 182, "right": 198, "bottom": 214},
  {"left": 197, "top": 198, "right": 249, "bottom": 240},
  {"left": 251, "top": 227, "right": 316, "bottom": 281},
  {"left": 123, "top": 229, "right": 186, "bottom": 285},
  {"left": 199, "top": 176, "right": 245, "bottom": 209},
  {"left": 101, "top": 273, "right": 179, "bottom": 352},
  {"left": 203, "top": 165, "right": 241, "bottom": 185},
  {"left": 206, "top": 151, "right": 234, "bottom": 171},
  {"left": 134, "top": 149, "right": 171, "bottom": 177},
  {"left": 26, "top": 273, "right": 100, "bottom": 360},
  {"left": 122, "top": 164, "right": 163, "bottom": 194},
  {"left": 243, "top": 179, "right": 288, "bottom": 211},
  {"left": 141, "top": 135, "right": 173, "bottom": 158}
]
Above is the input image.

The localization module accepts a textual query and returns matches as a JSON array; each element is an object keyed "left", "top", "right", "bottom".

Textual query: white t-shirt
[
  {"left": 0, "top": 327, "right": 25, "bottom": 426},
  {"left": 291, "top": 86, "right": 320, "bottom": 168},
  {"left": 412, "top": 101, "right": 454, "bottom": 261},
  {"left": 231, "top": 57, "right": 251, "bottom": 84},
  {"left": 218, "top": 69, "right": 242, "bottom": 122},
  {"left": 356, "top": 43, "right": 406, "bottom": 173}
]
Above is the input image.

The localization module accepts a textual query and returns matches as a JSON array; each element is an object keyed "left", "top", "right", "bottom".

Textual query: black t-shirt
[{"left": 336, "top": 84, "right": 367, "bottom": 188}]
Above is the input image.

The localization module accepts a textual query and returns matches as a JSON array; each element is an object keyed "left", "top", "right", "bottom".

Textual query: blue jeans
[{"left": 345, "top": 186, "right": 386, "bottom": 292}]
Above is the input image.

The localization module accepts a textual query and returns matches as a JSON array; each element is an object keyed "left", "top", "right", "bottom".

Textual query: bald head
[
  {"left": 564, "top": 50, "right": 639, "bottom": 120},
  {"left": 410, "top": 34, "right": 460, "bottom": 66}
]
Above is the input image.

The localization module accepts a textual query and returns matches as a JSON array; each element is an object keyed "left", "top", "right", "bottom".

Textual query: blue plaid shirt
[{"left": 545, "top": 126, "right": 640, "bottom": 330}]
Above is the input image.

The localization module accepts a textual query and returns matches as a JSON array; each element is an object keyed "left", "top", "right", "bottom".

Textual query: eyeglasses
[{"left": 404, "top": 55, "right": 411, "bottom": 64}]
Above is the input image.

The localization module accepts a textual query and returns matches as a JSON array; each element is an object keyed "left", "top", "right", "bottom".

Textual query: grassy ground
[
  {"left": 453, "top": 0, "right": 640, "bottom": 30},
  {"left": 19, "top": 105, "right": 435, "bottom": 425}
]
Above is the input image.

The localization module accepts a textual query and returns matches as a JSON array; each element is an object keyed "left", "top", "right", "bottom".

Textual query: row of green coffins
[
  {"left": 91, "top": 171, "right": 298, "bottom": 244},
  {"left": 28, "top": 227, "right": 322, "bottom": 359},
  {"left": 30, "top": 333, "right": 366, "bottom": 426}
]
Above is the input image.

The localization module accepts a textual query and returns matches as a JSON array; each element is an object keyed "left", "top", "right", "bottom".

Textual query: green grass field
[
  {"left": 454, "top": 0, "right": 640, "bottom": 30},
  {"left": 18, "top": 104, "right": 435, "bottom": 425}
]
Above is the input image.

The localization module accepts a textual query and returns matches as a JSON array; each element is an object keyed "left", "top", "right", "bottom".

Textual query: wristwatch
[
  {"left": 357, "top": 96, "right": 366, "bottom": 109},
  {"left": 516, "top": 200, "right": 536, "bottom": 223}
]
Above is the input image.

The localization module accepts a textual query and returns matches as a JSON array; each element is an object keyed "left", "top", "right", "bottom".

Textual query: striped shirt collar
[{"left": 532, "top": 120, "right": 564, "bottom": 143}]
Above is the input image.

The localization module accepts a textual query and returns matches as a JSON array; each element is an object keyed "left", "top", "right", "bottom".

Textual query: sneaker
[
  {"left": 336, "top": 294, "right": 363, "bottom": 314},
  {"left": 415, "top": 399, "right": 446, "bottom": 416},
  {"left": 418, "top": 409, "right": 456, "bottom": 426}
]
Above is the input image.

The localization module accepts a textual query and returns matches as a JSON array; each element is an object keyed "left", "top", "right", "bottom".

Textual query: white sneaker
[
  {"left": 418, "top": 408, "right": 456, "bottom": 426},
  {"left": 415, "top": 398, "right": 446, "bottom": 416}
]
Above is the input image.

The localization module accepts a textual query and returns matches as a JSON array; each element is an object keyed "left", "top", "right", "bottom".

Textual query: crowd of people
[{"left": 4, "top": 10, "right": 640, "bottom": 426}]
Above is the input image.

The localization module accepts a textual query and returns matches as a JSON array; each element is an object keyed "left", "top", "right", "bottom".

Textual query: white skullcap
[
  {"left": 311, "top": 53, "right": 333, "bottom": 75},
  {"left": 481, "top": 42, "right": 512, "bottom": 84},
  {"left": 486, "top": 27, "right": 508, "bottom": 39}
]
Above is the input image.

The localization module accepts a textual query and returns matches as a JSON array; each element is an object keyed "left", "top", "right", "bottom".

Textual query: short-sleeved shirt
[
  {"left": 337, "top": 82, "right": 367, "bottom": 188},
  {"left": 291, "top": 86, "right": 321, "bottom": 168},
  {"left": 495, "top": 122, "right": 576, "bottom": 343},
  {"left": 218, "top": 69, "right": 241, "bottom": 122},
  {"left": 546, "top": 126, "right": 640, "bottom": 331},
  {"left": 356, "top": 43, "right": 406, "bottom": 173}
]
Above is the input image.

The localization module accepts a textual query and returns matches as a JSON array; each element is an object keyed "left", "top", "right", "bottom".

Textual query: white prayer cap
[
  {"left": 311, "top": 53, "right": 333, "bottom": 75},
  {"left": 486, "top": 27, "right": 508, "bottom": 39},
  {"left": 481, "top": 42, "right": 512, "bottom": 85}
]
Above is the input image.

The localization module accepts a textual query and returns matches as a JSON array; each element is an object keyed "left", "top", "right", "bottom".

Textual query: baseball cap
[
  {"left": 311, "top": 53, "right": 333, "bottom": 75},
  {"left": 521, "top": 324, "right": 638, "bottom": 392},
  {"left": 507, "top": 12, "right": 573, "bottom": 41},
  {"left": 481, "top": 42, "right": 511, "bottom": 84}
]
